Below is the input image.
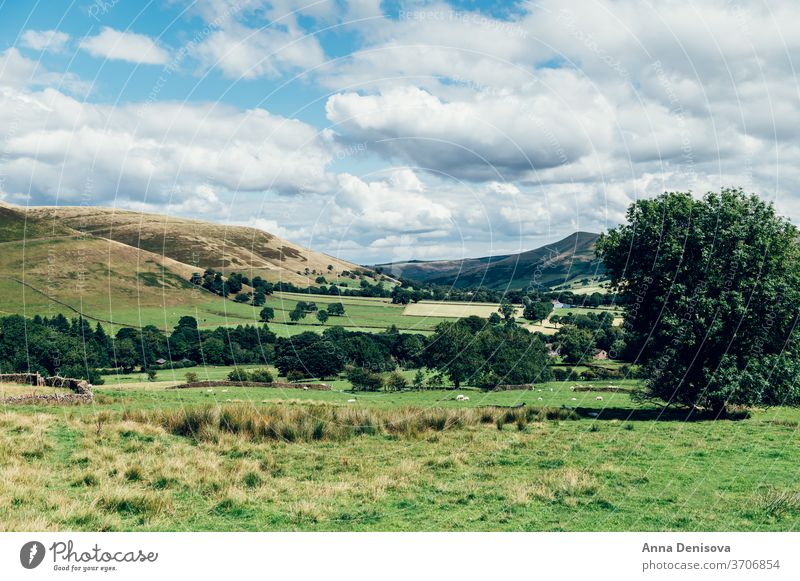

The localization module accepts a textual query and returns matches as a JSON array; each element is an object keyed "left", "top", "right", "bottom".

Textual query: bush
[
  {"left": 227, "top": 368, "right": 274, "bottom": 383},
  {"left": 346, "top": 366, "right": 384, "bottom": 391},
  {"left": 286, "top": 370, "right": 306, "bottom": 383},
  {"left": 227, "top": 368, "right": 248, "bottom": 382},
  {"left": 385, "top": 370, "right": 408, "bottom": 391},
  {"left": 551, "top": 367, "right": 571, "bottom": 381},
  {"left": 184, "top": 371, "right": 199, "bottom": 383},
  {"left": 146, "top": 369, "right": 157, "bottom": 382},
  {"left": 248, "top": 368, "right": 274, "bottom": 383}
]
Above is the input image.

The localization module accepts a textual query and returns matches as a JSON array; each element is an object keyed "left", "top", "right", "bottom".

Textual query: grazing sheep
[
  {"left": 537, "top": 397, "right": 543, "bottom": 401},
  {"left": 571, "top": 397, "right": 577, "bottom": 401},
  {"left": 462, "top": 396, "right": 470, "bottom": 401},
  {"left": 222, "top": 389, "right": 229, "bottom": 393},
  {"left": 347, "top": 398, "right": 357, "bottom": 403},
  {"left": 455, "top": 394, "right": 466, "bottom": 401},
  {"left": 595, "top": 396, "right": 604, "bottom": 401},
  {"left": 206, "top": 389, "right": 213, "bottom": 393},
  {"left": 303, "top": 386, "right": 309, "bottom": 390}
]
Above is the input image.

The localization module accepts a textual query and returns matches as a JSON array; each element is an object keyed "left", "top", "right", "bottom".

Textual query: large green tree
[{"left": 597, "top": 189, "right": 800, "bottom": 412}]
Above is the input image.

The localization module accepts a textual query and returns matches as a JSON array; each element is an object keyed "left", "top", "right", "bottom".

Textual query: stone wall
[
  {"left": 43, "top": 376, "right": 93, "bottom": 394},
  {"left": 1, "top": 393, "right": 94, "bottom": 405},
  {"left": 0, "top": 373, "right": 45, "bottom": 386},
  {"left": 171, "top": 380, "right": 331, "bottom": 391}
]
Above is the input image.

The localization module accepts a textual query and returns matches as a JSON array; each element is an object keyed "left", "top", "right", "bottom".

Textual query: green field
[
  {"left": 2, "top": 369, "right": 799, "bottom": 532},
  {"left": 0, "top": 278, "right": 444, "bottom": 336}
]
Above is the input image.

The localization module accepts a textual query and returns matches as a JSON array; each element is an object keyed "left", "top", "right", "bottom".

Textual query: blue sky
[{"left": 1, "top": 0, "right": 798, "bottom": 263}]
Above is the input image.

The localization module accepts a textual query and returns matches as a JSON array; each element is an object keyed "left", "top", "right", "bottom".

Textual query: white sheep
[
  {"left": 455, "top": 394, "right": 466, "bottom": 401},
  {"left": 347, "top": 398, "right": 357, "bottom": 403},
  {"left": 595, "top": 396, "right": 604, "bottom": 401},
  {"left": 571, "top": 397, "right": 577, "bottom": 401},
  {"left": 462, "top": 396, "right": 470, "bottom": 401},
  {"left": 303, "top": 386, "right": 309, "bottom": 390},
  {"left": 537, "top": 397, "right": 543, "bottom": 401},
  {"left": 206, "top": 389, "right": 213, "bottom": 393},
  {"left": 221, "top": 389, "right": 229, "bottom": 393}
]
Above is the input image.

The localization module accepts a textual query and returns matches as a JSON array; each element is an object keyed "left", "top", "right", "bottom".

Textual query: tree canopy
[{"left": 597, "top": 188, "right": 800, "bottom": 412}]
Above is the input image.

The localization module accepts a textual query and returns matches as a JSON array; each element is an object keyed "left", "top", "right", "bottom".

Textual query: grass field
[
  {"left": 1, "top": 267, "right": 624, "bottom": 338},
  {"left": 0, "top": 383, "right": 62, "bottom": 398},
  {"left": 402, "top": 301, "right": 521, "bottom": 319},
  {"left": 2, "top": 369, "right": 800, "bottom": 532}
]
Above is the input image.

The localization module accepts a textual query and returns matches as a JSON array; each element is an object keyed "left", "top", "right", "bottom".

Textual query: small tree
[
  {"left": 146, "top": 369, "right": 158, "bottom": 382},
  {"left": 556, "top": 326, "right": 594, "bottom": 365},
  {"left": 412, "top": 369, "right": 426, "bottom": 390},
  {"left": 252, "top": 291, "right": 267, "bottom": 307},
  {"left": 234, "top": 292, "right": 252, "bottom": 303},
  {"left": 259, "top": 307, "right": 275, "bottom": 323},
  {"left": 289, "top": 308, "right": 306, "bottom": 323},
  {"left": 385, "top": 370, "right": 408, "bottom": 391},
  {"left": 346, "top": 366, "right": 384, "bottom": 391},
  {"left": 184, "top": 371, "right": 199, "bottom": 383},
  {"left": 498, "top": 300, "right": 516, "bottom": 324},
  {"left": 327, "top": 303, "right": 346, "bottom": 316},
  {"left": 316, "top": 310, "right": 329, "bottom": 324}
]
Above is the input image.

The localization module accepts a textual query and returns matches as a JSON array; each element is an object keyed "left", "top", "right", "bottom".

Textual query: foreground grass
[{"left": 2, "top": 382, "right": 800, "bottom": 531}]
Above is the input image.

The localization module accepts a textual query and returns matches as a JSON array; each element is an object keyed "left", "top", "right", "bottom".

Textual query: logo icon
[{"left": 20, "top": 541, "right": 46, "bottom": 569}]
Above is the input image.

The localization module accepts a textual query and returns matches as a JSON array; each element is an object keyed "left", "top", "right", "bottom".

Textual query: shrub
[
  {"left": 286, "top": 370, "right": 306, "bottom": 383},
  {"left": 346, "top": 366, "right": 384, "bottom": 391},
  {"left": 146, "top": 369, "right": 157, "bottom": 382},
  {"left": 248, "top": 368, "right": 274, "bottom": 383},
  {"left": 551, "top": 367, "right": 571, "bottom": 381},
  {"left": 184, "top": 371, "right": 199, "bottom": 383},
  {"left": 227, "top": 368, "right": 248, "bottom": 382},
  {"left": 385, "top": 370, "right": 408, "bottom": 391}
]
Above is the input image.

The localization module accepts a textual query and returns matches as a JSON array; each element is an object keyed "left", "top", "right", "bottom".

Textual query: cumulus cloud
[
  {"left": 332, "top": 169, "right": 452, "bottom": 233},
  {"left": 20, "top": 30, "right": 70, "bottom": 53},
  {"left": 326, "top": 81, "right": 614, "bottom": 181},
  {"left": 192, "top": 23, "right": 325, "bottom": 79},
  {"left": 0, "top": 76, "right": 335, "bottom": 209},
  {"left": 79, "top": 27, "right": 169, "bottom": 65}
]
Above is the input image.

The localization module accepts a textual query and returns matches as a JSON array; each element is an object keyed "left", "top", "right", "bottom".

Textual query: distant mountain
[{"left": 375, "top": 232, "right": 604, "bottom": 290}]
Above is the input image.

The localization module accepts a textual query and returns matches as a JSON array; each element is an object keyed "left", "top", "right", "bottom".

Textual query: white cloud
[
  {"left": 0, "top": 78, "right": 335, "bottom": 209},
  {"left": 20, "top": 30, "right": 70, "bottom": 53},
  {"left": 193, "top": 24, "right": 325, "bottom": 79},
  {"left": 79, "top": 27, "right": 169, "bottom": 65}
]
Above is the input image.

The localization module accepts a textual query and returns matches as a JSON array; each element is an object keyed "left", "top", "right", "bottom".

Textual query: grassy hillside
[
  {"left": 26, "top": 205, "right": 365, "bottom": 286},
  {"left": 377, "top": 232, "right": 605, "bottom": 290},
  {"left": 0, "top": 202, "right": 407, "bottom": 334},
  {"left": 0, "top": 202, "right": 76, "bottom": 243}
]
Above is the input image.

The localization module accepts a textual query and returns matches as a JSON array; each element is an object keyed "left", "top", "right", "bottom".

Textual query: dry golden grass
[{"left": 0, "top": 383, "right": 63, "bottom": 397}]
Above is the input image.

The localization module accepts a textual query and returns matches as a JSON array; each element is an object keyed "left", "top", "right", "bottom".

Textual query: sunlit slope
[{"left": 27, "top": 205, "right": 363, "bottom": 285}]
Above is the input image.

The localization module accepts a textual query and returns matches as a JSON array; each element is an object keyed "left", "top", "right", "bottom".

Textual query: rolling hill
[
  {"left": 0, "top": 201, "right": 368, "bottom": 329},
  {"left": 25, "top": 205, "right": 360, "bottom": 285},
  {"left": 376, "top": 232, "right": 604, "bottom": 290}
]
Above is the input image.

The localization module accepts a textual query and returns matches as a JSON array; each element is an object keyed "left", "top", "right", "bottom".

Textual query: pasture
[
  {"left": 402, "top": 301, "right": 521, "bottom": 319},
  {"left": 1, "top": 370, "right": 799, "bottom": 532}
]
